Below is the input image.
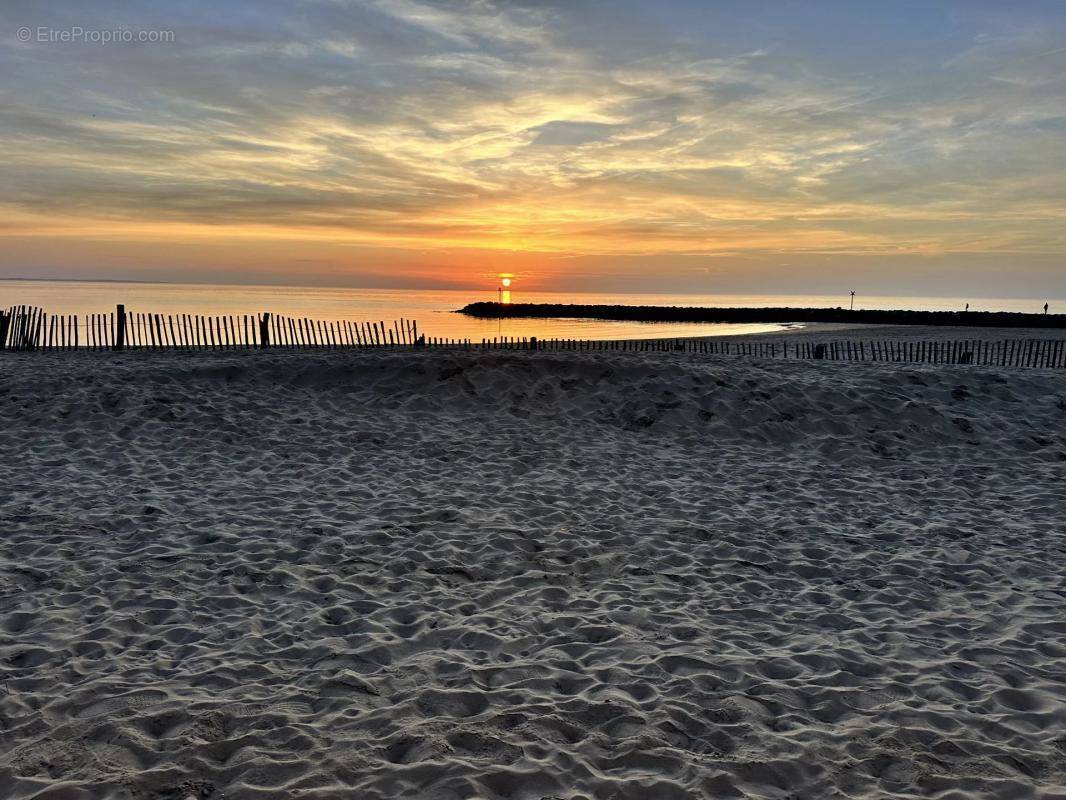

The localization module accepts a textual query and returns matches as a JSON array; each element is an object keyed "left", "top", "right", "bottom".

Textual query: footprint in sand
[
  {"left": 846, "top": 685, "right": 911, "bottom": 711},
  {"left": 228, "top": 701, "right": 314, "bottom": 717},
  {"left": 77, "top": 689, "right": 168, "bottom": 718}
]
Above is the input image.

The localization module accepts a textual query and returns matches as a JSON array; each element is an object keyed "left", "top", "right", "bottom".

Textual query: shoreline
[{"left": 712, "top": 321, "right": 1066, "bottom": 344}]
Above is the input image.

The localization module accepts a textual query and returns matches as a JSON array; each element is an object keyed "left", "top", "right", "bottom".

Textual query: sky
[{"left": 1, "top": 0, "right": 1065, "bottom": 296}]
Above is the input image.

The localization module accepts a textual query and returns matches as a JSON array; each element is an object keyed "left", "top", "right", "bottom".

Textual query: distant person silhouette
[
  {"left": 1045, "top": 302, "right": 1050, "bottom": 315},
  {"left": 965, "top": 303, "right": 969, "bottom": 312}
]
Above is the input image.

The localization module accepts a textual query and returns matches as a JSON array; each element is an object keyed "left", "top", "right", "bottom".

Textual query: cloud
[
  {"left": 529, "top": 120, "right": 621, "bottom": 146},
  {"left": 1, "top": 0, "right": 1065, "bottom": 290}
]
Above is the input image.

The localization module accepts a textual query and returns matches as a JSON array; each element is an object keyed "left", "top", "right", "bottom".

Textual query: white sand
[{"left": 1, "top": 347, "right": 1065, "bottom": 799}]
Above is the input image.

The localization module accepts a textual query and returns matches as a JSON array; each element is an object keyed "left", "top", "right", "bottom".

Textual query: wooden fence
[
  {"left": 471, "top": 336, "right": 1066, "bottom": 367},
  {"left": 2, "top": 305, "right": 1065, "bottom": 368},
  {"left": 0, "top": 305, "right": 421, "bottom": 350}
]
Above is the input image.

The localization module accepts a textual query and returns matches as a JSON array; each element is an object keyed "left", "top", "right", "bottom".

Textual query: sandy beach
[{"left": 1, "top": 345, "right": 1065, "bottom": 799}]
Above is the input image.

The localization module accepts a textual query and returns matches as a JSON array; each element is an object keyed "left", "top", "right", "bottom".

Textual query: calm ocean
[{"left": 0, "top": 280, "right": 1057, "bottom": 341}]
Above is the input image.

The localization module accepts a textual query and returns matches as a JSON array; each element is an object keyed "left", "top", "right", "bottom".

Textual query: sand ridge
[{"left": 0, "top": 348, "right": 1065, "bottom": 799}]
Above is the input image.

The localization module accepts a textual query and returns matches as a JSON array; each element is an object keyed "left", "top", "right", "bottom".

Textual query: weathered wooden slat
[
  {"left": 18, "top": 306, "right": 29, "bottom": 350},
  {"left": 13, "top": 306, "right": 24, "bottom": 350},
  {"left": 22, "top": 307, "right": 32, "bottom": 350}
]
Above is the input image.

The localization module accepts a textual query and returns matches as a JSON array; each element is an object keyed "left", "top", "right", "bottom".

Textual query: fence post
[
  {"left": 114, "top": 304, "right": 126, "bottom": 351},
  {"left": 530, "top": 336, "right": 538, "bottom": 351},
  {"left": 259, "top": 312, "right": 271, "bottom": 348},
  {"left": 0, "top": 310, "right": 9, "bottom": 350}
]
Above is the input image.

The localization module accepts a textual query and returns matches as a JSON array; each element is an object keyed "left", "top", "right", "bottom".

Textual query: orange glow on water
[{"left": 498, "top": 273, "right": 514, "bottom": 303}]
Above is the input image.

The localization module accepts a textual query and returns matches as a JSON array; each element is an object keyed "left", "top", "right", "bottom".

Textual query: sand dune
[{"left": 1, "top": 348, "right": 1065, "bottom": 799}]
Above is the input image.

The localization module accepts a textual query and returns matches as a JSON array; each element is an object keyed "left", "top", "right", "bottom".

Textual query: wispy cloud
[{"left": 1, "top": 0, "right": 1065, "bottom": 291}]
